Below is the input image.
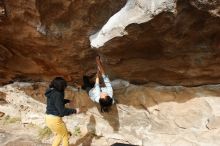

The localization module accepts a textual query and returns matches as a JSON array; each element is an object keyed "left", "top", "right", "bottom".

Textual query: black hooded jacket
[{"left": 45, "top": 88, "right": 76, "bottom": 117}]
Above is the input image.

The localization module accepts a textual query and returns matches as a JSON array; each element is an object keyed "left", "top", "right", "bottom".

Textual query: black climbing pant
[{"left": 82, "top": 76, "right": 94, "bottom": 94}]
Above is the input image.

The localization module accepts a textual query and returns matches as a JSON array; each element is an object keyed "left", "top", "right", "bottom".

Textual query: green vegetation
[
  {"left": 73, "top": 126, "right": 81, "bottom": 136},
  {"left": 38, "top": 126, "right": 52, "bottom": 140},
  {"left": 3, "top": 115, "right": 21, "bottom": 124}
]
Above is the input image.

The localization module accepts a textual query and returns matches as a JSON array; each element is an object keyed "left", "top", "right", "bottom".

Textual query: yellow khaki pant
[{"left": 46, "top": 115, "right": 69, "bottom": 146}]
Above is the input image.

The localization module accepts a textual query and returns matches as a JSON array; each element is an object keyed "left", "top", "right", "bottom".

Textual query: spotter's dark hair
[{"left": 49, "top": 77, "right": 67, "bottom": 92}]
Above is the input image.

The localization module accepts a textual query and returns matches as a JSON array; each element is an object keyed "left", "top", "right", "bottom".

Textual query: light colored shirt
[{"left": 89, "top": 74, "right": 113, "bottom": 103}]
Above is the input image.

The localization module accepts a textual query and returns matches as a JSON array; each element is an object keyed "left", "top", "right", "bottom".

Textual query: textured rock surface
[
  {"left": 0, "top": 0, "right": 219, "bottom": 86},
  {"left": 1, "top": 82, "right": 220, "bottom": 145},
  {"left": 0, "top": 0, "right": 126, "bottom": 84},
  {"left": 189, "top": 0, "right": 220, "bottom": 17},
  {"left": 0, "top": 121, "right": 50, "bottom": 146},
  {"left": 90, "top": 0, "right": 176, "bottom": 48},
  {"left": 96, "top": 0, "right": 220, "bottom": 86}
]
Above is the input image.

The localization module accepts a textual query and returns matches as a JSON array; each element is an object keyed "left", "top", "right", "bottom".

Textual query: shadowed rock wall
[
  {"left": 0, "top": 0, "right": 219, "bottom": 86},
  {"left": 0, "top": 0, "right": 126, "bottom": 84},
  {"left": 98, "top": 0, "right": 220, "bottom": 86}
]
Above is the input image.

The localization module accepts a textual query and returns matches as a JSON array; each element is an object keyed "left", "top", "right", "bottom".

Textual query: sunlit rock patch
[{"left": 0, "top": 81, "right": 220, "bottom": 145}]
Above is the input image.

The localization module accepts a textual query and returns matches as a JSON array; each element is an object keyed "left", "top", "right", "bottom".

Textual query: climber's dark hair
[
  {"left": 49, "top": 77, "right": 67, "bottom": 92},
  {"left": 99, "top": 96, "right": 113, "bottom": 112}
]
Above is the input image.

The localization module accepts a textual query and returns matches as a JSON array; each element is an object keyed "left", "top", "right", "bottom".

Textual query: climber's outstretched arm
[{"left": 96, "top": 56, "right": 105, "bottom": 75}]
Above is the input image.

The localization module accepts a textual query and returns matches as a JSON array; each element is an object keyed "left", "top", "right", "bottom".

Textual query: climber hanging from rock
[{"left": 82, "top": 56, "right": 114, "bottom": 112}]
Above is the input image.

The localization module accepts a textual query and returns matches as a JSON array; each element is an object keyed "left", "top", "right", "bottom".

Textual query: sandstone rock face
[
  {"left": 0, "top": 0, "right": 219, "bottom": 86},
  {"left": 90, "top": 0, "right": 176, "bottom": 48},
  {"left": 1, "top": 82, "right": 220, "bottom": 145},
  {"left": 0, "top": 0, "right": 126, "bottom": 84},
  {"left": 96, "top": 0, "right": 220, "bottom": 86},
  {"left": 189, "top": 0, "right": 220, "bottom": 16}
]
